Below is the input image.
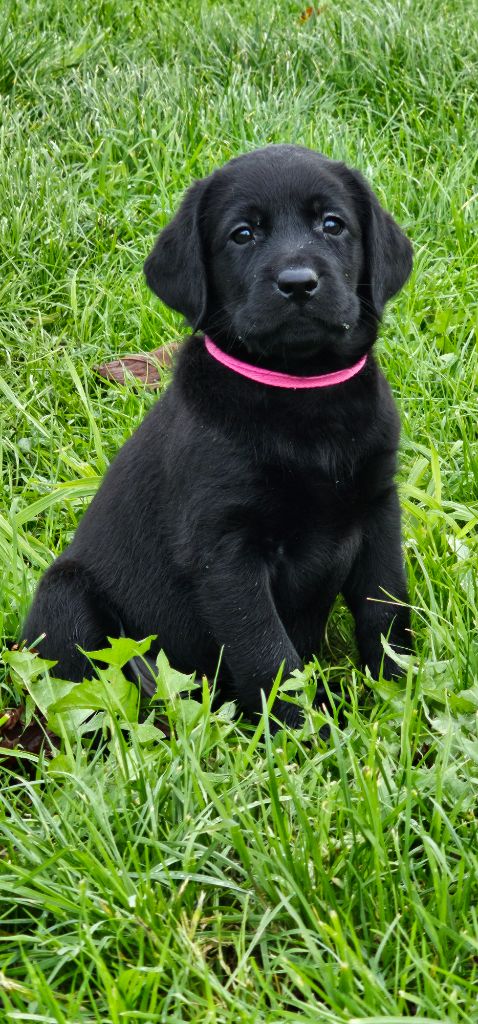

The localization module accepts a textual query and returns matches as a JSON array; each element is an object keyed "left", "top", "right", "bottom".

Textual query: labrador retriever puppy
[{"left": 22, "top": 144, "right": 413, "bottom": 726}]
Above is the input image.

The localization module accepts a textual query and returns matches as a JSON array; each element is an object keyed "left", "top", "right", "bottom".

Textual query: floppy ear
[
  {"left": 144, "top": 178, "right": 208, "bottom": 329},
  {"left": 346, "top": 168, "right": 413, "bottom": 319}
]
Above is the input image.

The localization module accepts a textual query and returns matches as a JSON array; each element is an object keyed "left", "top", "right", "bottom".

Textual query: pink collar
[{"left": 204, "top": 335, "right": 367, "bottom": 389}]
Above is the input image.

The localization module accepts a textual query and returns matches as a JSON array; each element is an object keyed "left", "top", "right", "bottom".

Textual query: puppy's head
[{"left": 145, "top": 145, "right": 412, "bottom": 370}]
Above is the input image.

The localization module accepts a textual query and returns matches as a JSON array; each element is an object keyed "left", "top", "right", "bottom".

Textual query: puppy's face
[
  {"left": 145, "top": 145, "right": 412, "bottom": 370},
  {"left": 203, "top": 148, "right": 363, "bottom": 361}
]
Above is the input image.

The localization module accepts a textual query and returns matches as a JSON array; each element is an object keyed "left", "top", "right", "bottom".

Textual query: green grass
[{"left": 1, "top": 0, "right": 477, "bottom": 1020}]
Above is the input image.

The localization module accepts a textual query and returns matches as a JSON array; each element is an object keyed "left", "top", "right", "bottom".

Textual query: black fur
[{"left": 23, "top": 145, "right": 413, "bottom": 726}]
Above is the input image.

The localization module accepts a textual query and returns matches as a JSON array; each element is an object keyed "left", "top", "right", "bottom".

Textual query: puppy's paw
[
  {"left": 270, "top": 697, "right": 304, "bottom": 732},
  {"left": 367, "top": 643, "right": 413, "bottom": 682},
  {"left": 380, "top": 654, "right": 406, "bottom": 681}
]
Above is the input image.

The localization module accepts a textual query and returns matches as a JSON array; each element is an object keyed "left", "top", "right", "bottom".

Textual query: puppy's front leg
[
  {"left": 197, "top": 534, "right": 302, "bottom": 725},
  {"left": 343, "top": 487, "right": 412, "bottom": 679}
]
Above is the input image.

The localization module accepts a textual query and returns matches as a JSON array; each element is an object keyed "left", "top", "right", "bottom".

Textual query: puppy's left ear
[
  {"left": 144, "top": 178, "right": 208, "bottom": 329},
  {"left": 346, "top": 168, "right": 413, "bottom": 319}
]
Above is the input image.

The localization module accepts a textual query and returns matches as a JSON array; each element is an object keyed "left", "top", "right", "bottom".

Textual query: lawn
[{"left": 1, "top": 0, "right": 477, "bottom": 1020}]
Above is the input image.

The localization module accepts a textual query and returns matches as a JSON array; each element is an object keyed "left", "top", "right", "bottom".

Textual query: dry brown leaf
[
  {"left": 299, "top": 5, "right": 324, "bottom": 21},
  {"left": 95, "top": 343, "right": 180, "bottom": 388},
  {"left": 0, "top": 707, "right": 59, "bottom": 762}
]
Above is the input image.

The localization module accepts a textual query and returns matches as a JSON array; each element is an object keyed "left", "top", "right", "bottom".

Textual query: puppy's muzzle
[{"left": 276, "top": 266, "right": 319, "bottom": 301}]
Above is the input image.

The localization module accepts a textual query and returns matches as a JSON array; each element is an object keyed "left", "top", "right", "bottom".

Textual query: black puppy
[{"left": 23, "top": 144, "right": 413, "bottom": 726}]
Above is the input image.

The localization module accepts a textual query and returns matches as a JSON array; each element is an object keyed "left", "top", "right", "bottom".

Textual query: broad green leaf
[
  {"left": 47, "top": 707, "right": 105, "bottom": 740},
  {"left": 178, "top": 698, "right": 203, "bottom": 728},
  {"left": 3, "top": 648, "right": 77, "bottom": 716},
  {"left": 2, "top": 647, "right": 58, "bottom": 686},
  {"left": 152, "top": 649, "right": 198, "bottom": 701},
  {"left": 84, "top": 634, "right": 157, "bottom": 669},
  {"left": 125, "top": 720, "right": 165, "bottom": 744},
  {"left": 214, "top": 700, "right": 237, "bottom": 722},
  {"left": 50, "top": 667, "right": 138, "bottom": 721}
]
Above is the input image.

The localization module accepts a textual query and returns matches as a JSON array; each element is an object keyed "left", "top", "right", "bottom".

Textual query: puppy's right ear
[{"left": 144, "top": 179, "right": 208, "bottom": 329}]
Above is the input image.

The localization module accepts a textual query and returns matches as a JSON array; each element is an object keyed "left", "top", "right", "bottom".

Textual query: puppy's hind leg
[{"left": 21, "top": 557, "right": 121, "bottom": 682}]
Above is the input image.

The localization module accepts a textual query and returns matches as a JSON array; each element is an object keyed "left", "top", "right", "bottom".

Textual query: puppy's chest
[{"left": 254, "top": 463, "right": 362, "bottom": 581}]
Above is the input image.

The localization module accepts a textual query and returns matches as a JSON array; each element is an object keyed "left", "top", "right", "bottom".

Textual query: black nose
[{"left": 277, "top": 267, "right": 319, "bottom": 300}]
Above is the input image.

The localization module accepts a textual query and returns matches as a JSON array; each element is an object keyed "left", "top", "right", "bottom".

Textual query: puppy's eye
[
  {"left": 231, "top": 225, "right": 255, "bottom": 245},
  {"left": 322, "top": 215, "right": 345, "bottom": 236}
]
